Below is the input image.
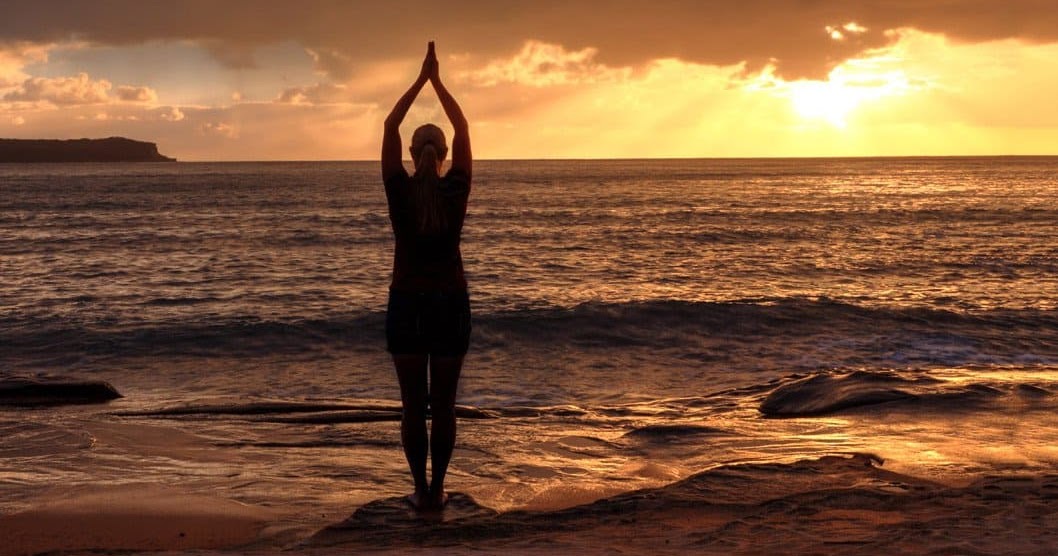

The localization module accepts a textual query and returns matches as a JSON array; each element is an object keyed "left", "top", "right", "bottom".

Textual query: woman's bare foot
[
  {"left": 429, "top": 489, "right": 449, "bottom": 510},
  {"left": 405, "top": 490, "right": 429, "bottom": 510}
]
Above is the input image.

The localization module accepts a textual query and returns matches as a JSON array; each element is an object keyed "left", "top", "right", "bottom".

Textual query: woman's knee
[
  {"left": 429, "top": 401, "right": 457, "bottom": 419},
  {"left": 429, "top": 356, "right": 463, "bottom": 388}
]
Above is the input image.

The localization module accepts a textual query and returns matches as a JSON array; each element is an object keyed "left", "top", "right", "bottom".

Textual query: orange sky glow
[{"left": 1, "top": 1, "right": 1056, "bottom": 160}]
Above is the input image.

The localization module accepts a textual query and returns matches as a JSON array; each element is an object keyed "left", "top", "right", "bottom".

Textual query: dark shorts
[{"left": 386, "top": 289, "right": 471, "bottom": 356}]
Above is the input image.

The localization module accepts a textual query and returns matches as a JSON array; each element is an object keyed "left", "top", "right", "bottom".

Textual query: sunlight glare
[
  {"left": 788, "top": 81, "right": 859, "bottom": 127},
  {"left": 784, "top": 64, "right": 914, "bottom": 127}
]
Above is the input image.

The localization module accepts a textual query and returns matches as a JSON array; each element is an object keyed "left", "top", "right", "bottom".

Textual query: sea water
[{"left": 2, "top": 158, "right": 1057, "bottom": 530}]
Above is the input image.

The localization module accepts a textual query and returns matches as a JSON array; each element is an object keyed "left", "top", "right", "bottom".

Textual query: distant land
[{"left": 0, "top": 137, "right": 175, "bottom": 163}]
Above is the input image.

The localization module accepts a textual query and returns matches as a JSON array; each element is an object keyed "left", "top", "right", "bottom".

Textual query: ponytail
[
  {"left": 417, "top": 144, "right": 440, "bottom": 179},
  {"left": 411, "top": 144, "right": 447, "bottom": 234}
]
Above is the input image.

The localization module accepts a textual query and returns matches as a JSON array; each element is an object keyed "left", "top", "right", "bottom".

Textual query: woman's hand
[{"left": 420, "top": 41, "right": 439, "bottom": 83}]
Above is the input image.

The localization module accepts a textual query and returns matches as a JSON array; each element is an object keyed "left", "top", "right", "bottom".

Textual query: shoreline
[{"left": 3, "top": 453, "right": 1055, "bottom": 555}]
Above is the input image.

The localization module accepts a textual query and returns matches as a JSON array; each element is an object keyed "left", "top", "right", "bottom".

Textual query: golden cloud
[
  {"left": 275, "top": 82, "right": 354, "bottom": 105},
  {"left": 3, "top": 72, "right": 111, "bottom": 105},
  {"left": 464, "top": 41, "right": 629, "bottom": 87},
  {"left": 115, "top": 85, "right": 158, "bottom": 103}
]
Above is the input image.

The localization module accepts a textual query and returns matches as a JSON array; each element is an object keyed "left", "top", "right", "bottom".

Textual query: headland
[{"left": 0, "top": 137, "right": 175, "bottom": 162}]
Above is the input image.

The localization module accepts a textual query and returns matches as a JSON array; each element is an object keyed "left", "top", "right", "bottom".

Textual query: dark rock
[
  {"left": 0, "top": 375, "right": 123, "bottom": 406},
  {"left": 759, "top": 370, "right": 921, "bottom": 417},
  {"left": 307, "top": 492, "right": 499, "bottom": 547}
]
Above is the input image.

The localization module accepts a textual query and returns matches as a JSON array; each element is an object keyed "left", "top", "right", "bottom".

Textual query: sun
[
  {"left": 787, "top": 81, "right": 861, "bottom": 127},
  {"left": 783, "top": 65, "right": 915, "bottom": 128}
]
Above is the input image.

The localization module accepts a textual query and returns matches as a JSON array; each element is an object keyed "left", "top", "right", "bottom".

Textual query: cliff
[{"left": 0, "top": 137, "right": 176, "bottom": 162}]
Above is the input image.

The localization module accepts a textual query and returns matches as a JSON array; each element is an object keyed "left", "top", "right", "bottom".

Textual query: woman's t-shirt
[{"left": 384, "top": 167, "right": 471, "bottom": 293}]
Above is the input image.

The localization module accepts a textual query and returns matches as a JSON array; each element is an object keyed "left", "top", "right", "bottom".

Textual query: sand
[
  {"left": 0, "top": 485, "right": 275, "bottom": 556},
  {"left": 5, "top": 454, "right": 1056, "bottom": 556}
]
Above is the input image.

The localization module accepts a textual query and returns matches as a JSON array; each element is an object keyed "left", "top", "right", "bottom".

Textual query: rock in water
[
  {"left": 0, "top": 376, "right": 123, "bottom": 406},
  {"left": 307, "top": 493, "right": 498, "bottom": 547},
  {"left": 759, "top": 370, "right": 923, "bottom": 417}
]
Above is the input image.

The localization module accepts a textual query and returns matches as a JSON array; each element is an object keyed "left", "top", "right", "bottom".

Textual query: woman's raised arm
[
  {"left": 428, "top": 45, "right": 471, "bottom": 179},
  {"left": 381, "top": 45, "right": 433, "bottom": 182}
]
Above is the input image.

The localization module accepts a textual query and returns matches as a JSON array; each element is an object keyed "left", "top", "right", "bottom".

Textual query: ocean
[{"left": 2, "top": 157, "right": 1057, "bottom": 551}]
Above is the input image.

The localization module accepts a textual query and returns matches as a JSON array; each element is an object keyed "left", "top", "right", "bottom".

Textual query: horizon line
[{"left": 162, "top": 154, "right": 1058, "bottom": 163}]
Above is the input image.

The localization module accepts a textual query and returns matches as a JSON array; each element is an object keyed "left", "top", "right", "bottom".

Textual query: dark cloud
[{"left": 2, "top": 1, "right": 1056, "bottom": 79}]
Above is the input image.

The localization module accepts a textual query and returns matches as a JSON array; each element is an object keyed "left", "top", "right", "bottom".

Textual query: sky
[{"left": 1, "top": 0, "right": 1057, "bottom": 160}]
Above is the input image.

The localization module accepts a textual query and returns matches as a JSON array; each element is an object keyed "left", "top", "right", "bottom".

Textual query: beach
[
  {"left": 3, "top": 387, "right": 1057, "bottom": 555},
  {"left": 6, "top": 452, "right": 1057, "bottom": 555},
  {"left": 2, "top": 158, "right": 1057, "bottom": 554}
]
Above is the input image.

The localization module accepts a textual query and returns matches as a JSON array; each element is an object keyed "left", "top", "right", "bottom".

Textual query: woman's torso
[{"left": 384, "top": 168, "right": 471, "bottom": 293}]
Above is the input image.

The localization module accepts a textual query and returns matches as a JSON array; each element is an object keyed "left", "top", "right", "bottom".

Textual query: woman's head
[
  {"left": 410, "top": 124, "right": 448, "bottom": 176},
  {"left": 408, "top": 124, "right": 449, "bottom": 234}
]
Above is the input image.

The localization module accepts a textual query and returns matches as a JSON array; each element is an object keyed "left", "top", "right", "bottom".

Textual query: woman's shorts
[{"left": 386, "top": 289, "right": 471, "bottom": 356}]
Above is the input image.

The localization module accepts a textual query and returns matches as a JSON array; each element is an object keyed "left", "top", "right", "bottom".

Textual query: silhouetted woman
[{"left": 381, "top": 42, "right": 472, "bottom": 511}]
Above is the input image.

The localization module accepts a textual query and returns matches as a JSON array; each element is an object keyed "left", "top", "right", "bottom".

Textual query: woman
[{"left": 381, "top": 42, "right": 472, "bottom": 511}]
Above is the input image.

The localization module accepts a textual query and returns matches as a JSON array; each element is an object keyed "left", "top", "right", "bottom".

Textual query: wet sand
[
  {"left": 3, "top": 454, "right": 1057, "bottom": 555},
  {"left": 0, "top": 485, "right": 274, "bottom": 555}
]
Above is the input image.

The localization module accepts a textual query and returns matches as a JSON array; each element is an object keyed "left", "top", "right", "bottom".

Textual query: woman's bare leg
[
  {"left": 427, "top": 355, "right": 463, "bottom": 508},
  {"left": 393, "top": 354, "right": 430, "bottom": 508}
]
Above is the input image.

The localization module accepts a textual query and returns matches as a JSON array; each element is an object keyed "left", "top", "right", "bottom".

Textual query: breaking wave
[{"left": 2, "top": 298, "right": 1056, "bottom": 370}]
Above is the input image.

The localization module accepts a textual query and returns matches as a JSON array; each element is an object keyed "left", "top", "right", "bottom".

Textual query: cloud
[
  {"left": 275, "top": 82, "right": 354, "bottom": 105},
  {"left": 158, "top": 106, "right": 185, "bottom": 121},
  {"left": 0, "top": 95, "right": 379, "bottom": 160},
  {"left": 465, "top": 41, "right": 628, "bottom": 87},
  {"left": 3, "top": 72, "right": 111, "bottom": 105},
  {"left": 844, "top": 22, "right": 869, "bottom": 34},
  {"left": 115, "top": 85, "right": 158, "bottom": 103},
  {"left": 827, "top": 22, "right": 869, "bottom": 41},
  {"left": 850, "top": 29, "right": 1058, "bottom": 129},
  {"left": 2, "top": 71, "right": 160, "bottom": 107},
  {"left": 2, "top": 3, "right": 1057, "bottom": 160},
  {"left": 165, "top": 103, "right": 379, "bottom": 160},
  {"left": 2, "top": 1, "right": 1058, "bottom": 79},
  {"left": 0, "top": 41, "right": 51, "bottom": 87},
  {"left": 200, "top": 121, "right": 237, "bottom": 138},
  {"left": 306, "top": 47, "right": 354, "bottom": 81}
]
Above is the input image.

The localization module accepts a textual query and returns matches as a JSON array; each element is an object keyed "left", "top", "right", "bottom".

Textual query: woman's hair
[
  {"left": 411, "top": 124, "right": 449, "bottom": 165},
  {"left": 409, "top": 124, "right": 449, "bottom": 235}
]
